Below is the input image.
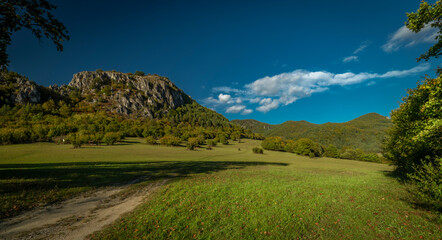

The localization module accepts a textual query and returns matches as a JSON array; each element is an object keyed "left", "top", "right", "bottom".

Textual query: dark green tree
[
  {"left": 406, "top": 0, "right": 441, "bottom": 62},
  {"left": 0, "top": 0, "right": 70, "bottom": 68}
]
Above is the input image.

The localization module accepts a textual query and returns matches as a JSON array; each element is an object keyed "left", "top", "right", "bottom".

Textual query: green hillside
[{"left": 232, "top": 113, "right": 392, "bottom": 152}]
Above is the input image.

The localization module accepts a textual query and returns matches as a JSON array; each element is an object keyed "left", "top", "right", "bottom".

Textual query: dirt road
[{"left": 0, "top": 179, "right": 168, "bottom": 240}]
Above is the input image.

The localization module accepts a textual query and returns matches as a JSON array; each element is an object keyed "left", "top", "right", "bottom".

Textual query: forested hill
[
  {"left": 231, "top": 113, "right": 392, "bottom": 152},
  {"left": 0, "top": 70, "right": 264, "bottom": 145},
  {"left": 0, "top": 70, "right": 231, "bottom": 126}
]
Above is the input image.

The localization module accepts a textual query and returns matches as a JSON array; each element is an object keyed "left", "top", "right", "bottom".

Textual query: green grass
[{"left": 1, "top": 138, "right": 440, "bottom": 239}]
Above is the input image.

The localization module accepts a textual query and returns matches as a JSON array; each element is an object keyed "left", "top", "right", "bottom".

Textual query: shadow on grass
[
  {"left": 0, "top": 161, "right": 287, "bottom": 218},
  {"left": 380, "top": 169, "right": 442, "bottom": 217}
]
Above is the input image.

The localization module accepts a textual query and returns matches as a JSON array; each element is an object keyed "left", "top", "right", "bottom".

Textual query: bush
[
  {"left": 146, "top": 136, "right": 157, "bottom": 145},
  {"left": 293, "top": 138, "right": 321, "bottom": 157},
  {"left": 186, "top": 137, "right": 200, "bottom": 150},
  {"left": 359, "top": 153, "right": 381, "bottom": 163},
  {"left": 407, "top": 158, "right": 441, "bottom": 211},
  {"left": 261, "top": 136, "right": 285, "bottom": 151},
  {"left": 68, "top": 133, "right": 87, "bottom": 148},
  {"left": 252, "top": 147, "right": 264, "bottom": 154},
  {"left": 102, "top": 132, "right": 122, "bottom": 145},
  {"left": 134, "top": 71, "right": 145, "bottom": 76},
  {"left": 159, "top": 135, "right": 181, "bottom": 146},
  {"left": 283, "top": 140, "right": 296, "bottom": 153},
  {"left": 219, "top": 135, "right": 229, "bottom": 145},
  {"left": 207, "top": 139, "right": 217, "bottom": 147},
  {"left": 340, "top": 148, "right": 359, "bottom": 160},
  {"left": 324, "top": 144, "right": 339, "bottom": 158}
]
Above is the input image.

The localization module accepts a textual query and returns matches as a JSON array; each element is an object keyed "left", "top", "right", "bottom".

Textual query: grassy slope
[
  {"left": 1, "top": 139, "right": 440, "bottom": 239},
  {"left": 232, "top": 113, "right": 392, "bottom": 152}
]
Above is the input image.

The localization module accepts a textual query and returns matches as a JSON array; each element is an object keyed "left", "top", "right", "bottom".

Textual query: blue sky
[{"left": 7, "top": 0, "right": 440, "bottom": 124}]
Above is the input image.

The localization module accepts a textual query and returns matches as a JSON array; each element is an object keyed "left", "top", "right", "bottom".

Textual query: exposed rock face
[
  {"left": 67, "top": 71, "right": 192, "bottom": 117},
  {"left": 1, "top": 70, "right": 193, "bottom": 119},
  {"left": 0, "top": 72, "right": 41, "bottom": 105}
]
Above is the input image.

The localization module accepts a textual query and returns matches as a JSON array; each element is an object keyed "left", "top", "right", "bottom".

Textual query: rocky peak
[
  {"left": 0, "top": 71, "right": 41, "bottom": 105},
  {"left": 67, "top": 71, "right": 193, "bottom": 117}
]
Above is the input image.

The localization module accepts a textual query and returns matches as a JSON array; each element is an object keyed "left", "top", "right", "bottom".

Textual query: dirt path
[{"left": 0, "top": 179, "right": 168, "bottom": 240}]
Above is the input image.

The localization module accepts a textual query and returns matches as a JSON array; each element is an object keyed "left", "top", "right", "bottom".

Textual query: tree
[
  {"left": 384, "top": 76, "right": 441, "bottom": 175},
  {"left": 406, "top": 0, "right": 441, "bottom": 62},
  {"left": 0, "top": 0, "right": 70, "bottom": 68},
  {"left": 134, "top": 71, "right": 145, "bottom": 76},
  {"left": 324, "top": 144, "right": 339, "bottom": 158}
]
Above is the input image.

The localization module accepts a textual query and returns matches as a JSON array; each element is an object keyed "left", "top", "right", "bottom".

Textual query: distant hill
[{"left": 232, "top": 113, "right": 392, "bottom": 152}]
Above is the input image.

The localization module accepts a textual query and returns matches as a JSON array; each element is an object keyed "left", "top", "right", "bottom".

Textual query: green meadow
[{"left": 1, "top": 139, "right": 440, "bottom": 239}]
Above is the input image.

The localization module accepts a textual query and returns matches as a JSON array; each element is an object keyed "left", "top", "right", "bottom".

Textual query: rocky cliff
[
  {"left": 0, "top": 71, "right": 41, "bottom": 105},
  {"left": 66, "top": 71, "right": 192, "bottom": 117},
  {"left": 1, "top": 70, "right": 193, "bottom": 118}
]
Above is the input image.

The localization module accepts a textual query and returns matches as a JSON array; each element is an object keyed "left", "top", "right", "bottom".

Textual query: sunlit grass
[{"left": 1, "top": 139, "right": 440, "bottom": 238}]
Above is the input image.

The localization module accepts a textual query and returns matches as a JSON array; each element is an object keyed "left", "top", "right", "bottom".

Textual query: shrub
[
  {"left": 283, "top": 140, "right": 296, "bottom": 153},
  {"left": 196, "top": 134, "right": 205, "bottom": 145},
  {"left": 102, "top": 132, "right": 122, "bottom": 145},
  {"left": 293, "top": 138, "right": 321, "bottom": 157},
  {"left": 359, "top": 153, "right": 381, "bottom": 163},
  {"left": 146, "top": 136, "right": 157, "bottom": 145},
  {"left": 261, "top": 136, "right": 285, "bottom": 151},
  {"left": 134, "top": 71, "right": 145, "bottom": 76},
  {"left": 407, "top": 158, "right": 441, "bottom": 211},
  {"left": 0, "top": 128, "right": 14, "bottom": 144},
  {"left": 252, "top": 147, "right": 264, "bottom": 154},
  {"left": 186, "top": 137, "right": 200, "bottom": 150},
  {"left": 324, "top": 144, "right": 339, "bottom": 158},
  {"left": 340, "top": 148, "right": 359, "bottom": 160},
  {"left": 68, "top": 133, "right": 87, "bottom": 148},
  {"left": 219, "top": 135, "right": 229, "bottom": 145},
  {"left": 159, "top": 135, "right": 181, "bottom": 146},
  {"left": 207, "top": 139, "right": 217, "bottom": 147}
]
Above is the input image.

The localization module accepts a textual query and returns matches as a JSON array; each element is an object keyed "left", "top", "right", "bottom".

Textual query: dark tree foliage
[
  {"left": 0, "top": 0, "right": 69, "bottom": 67},
  {"left": 406, "top": 0, "right": 441, "bottom": 62}
]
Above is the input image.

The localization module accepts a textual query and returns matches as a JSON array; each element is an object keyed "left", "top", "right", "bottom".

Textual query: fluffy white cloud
[
  {"left": 246, "top": 63, "right": 430, "bottom": 107},
  {"left": 256, "top": 99, "right": 279, "bottom": 113},
  {"left": 343, "top": 56, "right": 359, "bottom": 63},
  {"left": 218, "top": 93, "right": 231, "bottom": 103},
  {"left": 382, "top": 24, "right": 437, "bottom": 52},
  {"left": 205, "top": 63, "right": 430, "bottom": 114},
  {"left": 226, "top": 105, "right": 246, "bottom": 113},
  {"left": 241, "top": 109, "right": 253, "bottom": 115}
]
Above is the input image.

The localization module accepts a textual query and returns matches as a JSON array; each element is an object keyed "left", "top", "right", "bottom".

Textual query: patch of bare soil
[{"left": 0, "top": 179, "right": 168, "bottom": 240}]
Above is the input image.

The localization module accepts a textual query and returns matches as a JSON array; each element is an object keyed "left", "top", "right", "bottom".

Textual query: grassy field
[{"left": 1, "top": 138, "right": 440, "bottom": 239}]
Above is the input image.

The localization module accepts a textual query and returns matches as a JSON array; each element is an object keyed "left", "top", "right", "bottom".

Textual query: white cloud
[
  {"left": 259, "top": 98, "right": 272, "bottom": 105},
  {"left": 353, "top": 41, "right": 370, "bottom": 54},
  {"left": 212, "top": 86, "right": 245, "bottom": 94},
  {"left": 241, "top": 109, "right": 253, "bottom": 115},
  {"left": 256, "top": 99, "right": 279, "bottom": 113},
  {"left": 218, "top": 93, "right": 231, "bottom": 103},
  {"left": 343, "top": 56, "right": 359, "bottom": 63},
  {"left": 205, "top": 63, "right": 430, "bottom": 114},
  {"left": 246, "top": 63, "right": 430, "bottom": 107},
  {"left": 249, "top": 97, "right": 261, "bottom": 103},
  {"left": 382, "top": 24, "right": 437, "bottom": 53},
  {"left": 366, "top": 81, "right": 376, "bottom": 86},
  {"left": 226, "top": 105, "right": 246, "bottom": 113}
]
